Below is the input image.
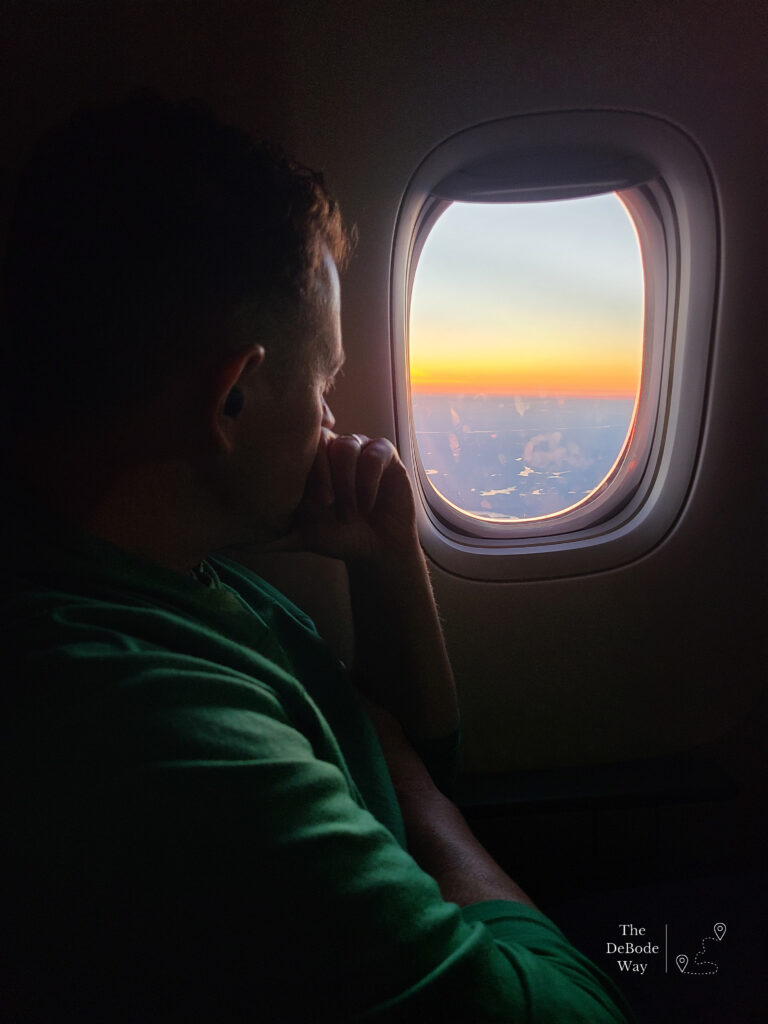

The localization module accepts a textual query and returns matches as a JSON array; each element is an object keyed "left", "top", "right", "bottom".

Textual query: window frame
[{"left": 390, "top": 110, "right": 719, "bottom": 581}]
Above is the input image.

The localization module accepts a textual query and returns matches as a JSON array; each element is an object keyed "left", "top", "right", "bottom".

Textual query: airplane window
[
  {"left": 409, "top": 195, "right": 644, "bottom": 524},
  {"left": 393, "top": 111, "right": 718, "bottom": 580}
]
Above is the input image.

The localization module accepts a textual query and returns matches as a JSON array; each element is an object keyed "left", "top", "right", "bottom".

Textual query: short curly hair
[{"left": 2, "top": 91, "right": 353, "bottom": 434}]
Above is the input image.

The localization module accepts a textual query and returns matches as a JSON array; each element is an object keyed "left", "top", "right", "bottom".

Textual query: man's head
[{"left": 2, "top": 91, "right": 352, "bottom": 447}]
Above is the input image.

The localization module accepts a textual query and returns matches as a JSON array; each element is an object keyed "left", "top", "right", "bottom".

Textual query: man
[{"left": 1, "top": 93, "right": 632, "bottom": 1021}]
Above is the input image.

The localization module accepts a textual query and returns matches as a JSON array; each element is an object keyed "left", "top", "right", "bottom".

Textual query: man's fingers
[
  {"left": 309, "top": 431, "right": 401, "bottom": 524},
  {"left": 272, "top": 432, "right": 413, "bottom": 560},
  {"left": 357, "top": 437, "right": 397, "bottom": 514},
  {"left": 327, "top": 433, "right": 367, "bottom": 520}
]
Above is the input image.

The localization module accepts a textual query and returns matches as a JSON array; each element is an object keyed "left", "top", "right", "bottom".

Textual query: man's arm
[
  {"left": 274, "top": 431, "right": 459, "bottom": 744},
  {"left": 346, "top": 541, "right": 458, "bottom": 743},
  {"left": 278, "top": 430, "right": 539, "bottom": 913},
  {"left": 86, "top": 687, "right": 631, "bottom": 1022},
  {"left": 364, "top": 697, "right": 536, "bottom": 908}
]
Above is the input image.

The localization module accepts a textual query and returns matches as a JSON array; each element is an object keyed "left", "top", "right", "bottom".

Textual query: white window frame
[{"left": 391, "top": 111, "right": 719, "bottom": 581}]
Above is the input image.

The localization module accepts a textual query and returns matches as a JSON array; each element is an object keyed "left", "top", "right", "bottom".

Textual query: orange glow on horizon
[
  {"left": 409, "top": 355, "right": 641, "bottom": 398},
  {"left": 411, "top": 381, "right": 637, "bottom": 398},
  {"left": 408, "top": 321, "right": 643, "bottom": 399}
]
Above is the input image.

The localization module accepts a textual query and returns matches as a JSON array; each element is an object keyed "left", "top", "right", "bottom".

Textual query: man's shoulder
[
  {"left": 2, "top": 555, "right": 332, "bottom": 762},
  {"left": 0, "top": 514, "right": 358, "bottom": 778},
  {"left": 3, "top": 563, "right": 293, "bottom": 679}
]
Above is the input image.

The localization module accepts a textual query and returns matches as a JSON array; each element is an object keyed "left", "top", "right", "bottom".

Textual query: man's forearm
[
  {"left": 346, "top": 539, "right": 459, "bottom": 743},
  {"left": 400, "top": 787, "right": 537, "bottom": 909},
  {"left": 367, "top": 701, "right": 535, "bottom": 909}
]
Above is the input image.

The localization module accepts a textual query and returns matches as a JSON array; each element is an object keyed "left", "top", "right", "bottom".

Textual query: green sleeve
[{"left": 32, "top": 675, "right": 631, "bottom": 1023}]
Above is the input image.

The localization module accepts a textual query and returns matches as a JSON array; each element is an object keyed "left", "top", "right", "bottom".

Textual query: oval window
[{"left": 409, "top": 194, "right": 644, "bottom": 523}]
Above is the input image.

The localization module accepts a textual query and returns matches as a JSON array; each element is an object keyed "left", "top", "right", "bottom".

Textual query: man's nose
[{"left": 322, "top": 398, "right": 336, "bottom": 429}]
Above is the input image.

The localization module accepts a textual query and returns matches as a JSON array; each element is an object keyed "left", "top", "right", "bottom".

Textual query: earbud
[{"left": 223, "top": 387, "right": 244, "bottom": 417}]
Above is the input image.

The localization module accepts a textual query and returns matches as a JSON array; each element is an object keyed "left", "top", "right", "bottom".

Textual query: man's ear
[{"left": 210, "top": 344, "right": 266, "bottom": 452}]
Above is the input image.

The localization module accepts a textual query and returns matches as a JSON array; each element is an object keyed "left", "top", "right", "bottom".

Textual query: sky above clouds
[{"left": 409, "top": 193, "right": 644, "bottom": 396}]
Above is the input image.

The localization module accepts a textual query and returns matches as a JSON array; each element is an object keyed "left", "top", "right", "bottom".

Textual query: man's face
[{"left": 228, "top": 250, "right": 343, "bottom": 542}]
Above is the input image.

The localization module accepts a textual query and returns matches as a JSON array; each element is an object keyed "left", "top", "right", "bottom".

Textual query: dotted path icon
[{"left": 676, "top": 922, "right": 726, "bottom": 976}]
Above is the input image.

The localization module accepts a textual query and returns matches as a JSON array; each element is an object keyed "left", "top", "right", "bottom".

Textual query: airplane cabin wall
[{"left": 1, "top": 0, "right": 765, "bottom": 859}]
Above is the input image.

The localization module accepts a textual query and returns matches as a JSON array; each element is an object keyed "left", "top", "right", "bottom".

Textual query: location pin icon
[
  {"left": 714, "top": 922, "right": 726, "bottom": 941},
  {"left": 676, "top": 954, "right": 688, "bottom": 973}
]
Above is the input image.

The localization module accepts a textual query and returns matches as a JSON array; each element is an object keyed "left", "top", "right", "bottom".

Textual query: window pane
[{"left": 409, "top": 195, "right": 644, "bottom": 522}]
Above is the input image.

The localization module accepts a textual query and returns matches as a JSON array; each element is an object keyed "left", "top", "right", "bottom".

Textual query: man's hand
[
  {"left": 273, "top": 429, "right": 419, "bottom": 565},
  {"left": 273, "top": 427, "right": 459, "bottom": 746}
]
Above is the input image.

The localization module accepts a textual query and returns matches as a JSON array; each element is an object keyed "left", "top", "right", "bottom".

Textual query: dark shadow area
[
  {"left": 551, "top": 873, "right": 766, "bottom": 1024},
  {"left": 460, "top": 749, "right": 766, "bottom": 1022}
]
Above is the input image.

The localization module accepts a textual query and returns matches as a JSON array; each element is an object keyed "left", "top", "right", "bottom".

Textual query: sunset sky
[{"left": 409, "top": 193, "right": 644, "bottom": 397}]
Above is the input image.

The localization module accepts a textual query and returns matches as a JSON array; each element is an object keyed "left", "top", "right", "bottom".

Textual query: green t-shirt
[{"left": 1, "top": 488, "right": 633, "bottom": 1022}]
